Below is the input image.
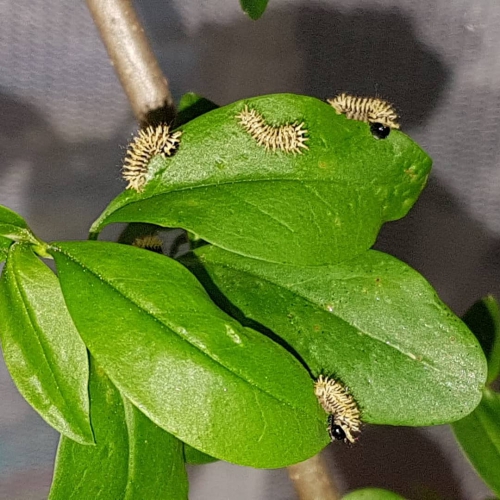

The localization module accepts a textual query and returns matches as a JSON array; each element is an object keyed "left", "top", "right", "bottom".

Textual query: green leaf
[
  {"left": 452, "top": 388, "right": 500, "bottom": 496},
  {"left": 49, "top": 241, "right": 327, "bottom": 468},
  {"left": 183, "top": 443, "right": 218, "bottom": 465},
  {"left": 175, "top": 92, "right": 219, "bottom": 127},
  {"left": 0, "top": 205, "right": 36, "bottom": 259},
  {"left": 90, "top": 94, "right": 432, "bottom": 266},
  {"left": 342, "top": 488, "right": 406, "bottom": 500},
  {"left": 0, "top": 204, "right": 29, "bottom": 229},
  {"left": 0, "top": 238, "right": 9, "bottom": 262},
  {"left": 463, "top": 295, "right": 500, "bottom": 384},
  {"left": 0, "top": 243, "right": 92, "bottom": 443},
  {"left": 188, "top": 246, "right": 487, "bottom": 425},
  {"left": 0, "top": 222, "right": 38, "bottom": 244},
  {"left": 50, "top": 360, "right": 189, "bottom": 499},
  {"left": 239, "top": 0, "right": 270, "bottom": 20}
]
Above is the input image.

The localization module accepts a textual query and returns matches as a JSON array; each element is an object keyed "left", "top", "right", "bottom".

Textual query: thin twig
[
  {"left": 86, "top": 0, "right": 176, "bottom": 125},
  {"left": 288, "top": 451, "right": 341, "bottom": 500}
]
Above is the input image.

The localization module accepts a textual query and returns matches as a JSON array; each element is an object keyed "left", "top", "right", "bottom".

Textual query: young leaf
[
  {"left": 175, "top": 92, "right": 219, "bottom": 127},
  {"left": 187, "top": 246, "right": 487, "bottom": 425},
  {"left": 49, "top": 241, "right": 328, "bottom": 468},
  {"left": 462, "top": 295, "right": 500, "bottom": 384},
  {"left": 0, "top": 204, "right": 29, "bottom": 231},
  {"left": 452, "top": 388, "right": 500, "bottom": 496},
  {"left": 342, "top": 488, "right": 406, "bottom": 500},
  {"left": 90, "top": 94, "right": 432, "bottom": 266},
  {"left": 239, "top": 0, "right": 270, "bottom": 20},
  {"left": 50, "top": 360, "right": 189, "bottom": 499},
  {"left": 183, "top": 443, "right": 218, "bottom": 465},
  {"left": 0, "top": 205, "right": 37, "bottom": 259},
  {"left": 0, "top": 243, "right": 92, "bottom": 443}
]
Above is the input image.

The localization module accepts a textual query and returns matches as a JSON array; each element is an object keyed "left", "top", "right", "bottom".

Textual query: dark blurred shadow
[
  {"left": 184, "top": 5, "right": 449, "bottom": 129},
  {"left": 328, "top": 425, "right": 465, "bottom": 500},
  {"left": 297, "top": 5, "right": 450, "bottom": 128},
  {"left": 0, "top": 90, "right": 58, "bottom": 166}
]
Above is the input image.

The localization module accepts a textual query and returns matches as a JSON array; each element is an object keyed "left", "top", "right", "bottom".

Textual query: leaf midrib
[
  {"left": 53, "top": 245, "right": 320, "bottom": 421},
  {"left": 205, "top": 258, "right": 441, "bottom": 372}
]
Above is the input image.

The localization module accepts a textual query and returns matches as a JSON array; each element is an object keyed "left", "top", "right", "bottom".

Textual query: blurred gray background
[{"left": 0, "top": 0, "right": 499, "bottom": 498}]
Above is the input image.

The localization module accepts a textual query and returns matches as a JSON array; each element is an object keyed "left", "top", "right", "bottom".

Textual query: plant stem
[
  {"left": 86, "top": 0, "right": 176, "bottom": 125},
  {"left": 288, "top": 452, "right": 341, "bottom": 500}
]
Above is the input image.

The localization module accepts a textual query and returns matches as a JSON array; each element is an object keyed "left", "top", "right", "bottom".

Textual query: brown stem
[
  {"left": 288, "top": 452, "right": 341, "bottom": 500},
  {"left": 86, "top": 0, "right": 175, "bottom": 125}
]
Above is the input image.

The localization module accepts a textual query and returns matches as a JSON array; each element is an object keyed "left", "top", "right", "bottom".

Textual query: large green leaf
[
  {"left": 187, "top": 246, "right": 487, "bottom": 425},
  {"left": 50, "top": 360, "right": 189, "bottom": 499},
  {"left": 342, "top": 488, "right": 406, "bottom": 500},
  {"left": 90, "top": 94, "right": 432, "bottom": 266},
  {"left": 463, "top": 295, "right": 500, "bottom": 384},
  {"left": 452, "top": 388, "right": 500, "bottom": 496},
  {"left": 239, "top": 0, "right": 270, "bottom": 19},
  {"left": 0, "top": 243, "right": 92, "bottom": 443},
  {"left": 49, "top": 241, "right": 327, "bottom": 467}
]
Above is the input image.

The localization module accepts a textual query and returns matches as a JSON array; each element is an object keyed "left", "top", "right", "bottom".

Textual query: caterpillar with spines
[
  {"left": 327, "top": 93, "right": 400, "bottom": 130},
  {"left": 314, "top": 374, "right": 361, "bottom": 444},
  {"left": 236, "top": 105, "right": 309, "bottom": 154},
  {"left": 122, "top": 124, "right": 182, "bottom": 192},
  {"left": 132, "top": 234, "right": 163, "bottom": 253}
]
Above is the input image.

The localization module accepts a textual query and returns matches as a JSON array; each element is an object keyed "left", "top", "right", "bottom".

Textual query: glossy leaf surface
[
  {"left": 91, "top": 94, "right": 432, "bottom": 266},
  {"left": 189, "top": 246, "right": 487, "bottom": 425},
  {"left": 452, "top": 388, "right": 500, "bottom": 496},
  {"left": 50, "top": 361, "right": 188, "bottom": 499},
  {"left": 0, "top": 244, "right": 92, "bottom": 443},
  {"left": 50, "top": 241, "right": 327, "bottom": 467},
  {"left": 239, "top": 0, "right": 270, "bottom": 19}
]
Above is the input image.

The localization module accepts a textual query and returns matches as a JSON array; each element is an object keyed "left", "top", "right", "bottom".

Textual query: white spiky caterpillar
[
  {"left": 314, "top": 375, "right": 361, "bottom": 444},
  {"left": 327, "top": 93, "right": 400, "bottom": 129},
  {"left": 236, "top": 105, "right": 309, "bottom": 154},
  {"left": 122, "top": 124, "right": 182, "bottom": 192}
]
